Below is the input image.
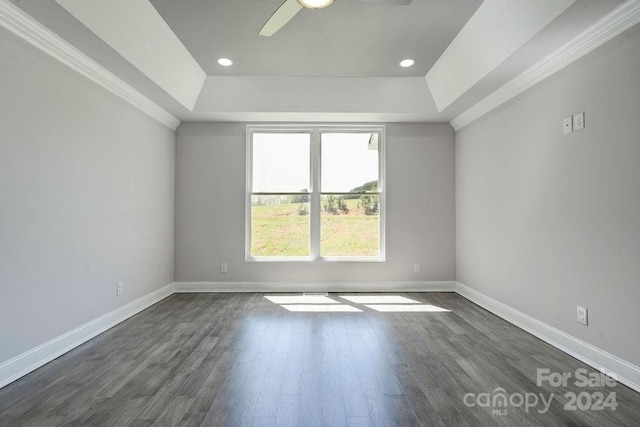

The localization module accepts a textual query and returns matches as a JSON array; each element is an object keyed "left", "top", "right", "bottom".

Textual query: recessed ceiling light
[
  {"left": 399, "top": 59, "right": 415, "bottom": 68},
  {"left": 217, "top": 58, "right": 233, "bottom": 67},
  {"left": 298, "top": 0, "right": 334, "bottom": 9}
]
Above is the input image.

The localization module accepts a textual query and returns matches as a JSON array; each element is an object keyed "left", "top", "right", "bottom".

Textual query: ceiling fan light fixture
[
  {"left": 217, "top": 57, "right": 233, "bottom": 67},
  {"left": 298, "top": 0, "right": 334, "bottom": 9},
  {"left": 399, "top": 59, "right": 415, "bottom": 68}
]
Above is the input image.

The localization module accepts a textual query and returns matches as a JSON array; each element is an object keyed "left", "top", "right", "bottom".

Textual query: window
[{"left": 246, "top": 126, "right": 385, "bottom": 261}]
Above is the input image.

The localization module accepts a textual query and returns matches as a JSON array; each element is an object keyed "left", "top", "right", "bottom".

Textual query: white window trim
[{"left": 245, "top": 124, "right": 386, "bottom": 262}]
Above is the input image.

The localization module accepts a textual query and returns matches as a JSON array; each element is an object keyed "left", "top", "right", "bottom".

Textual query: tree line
[{"left": 291, "top": 180, "right": 379, "bottom": 216}]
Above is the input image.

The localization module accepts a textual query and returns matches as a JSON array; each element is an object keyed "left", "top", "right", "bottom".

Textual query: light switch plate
[
  {"left": 573, "top": 112, "right": 585, "bottom": 131},
  {"left": 563, "top": 116, "right": 573, "bottom": 134}
]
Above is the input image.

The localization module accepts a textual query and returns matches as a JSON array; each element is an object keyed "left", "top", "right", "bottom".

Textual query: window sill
[{"left": 246, "top": 256, "right": 385, "bottom": 263}]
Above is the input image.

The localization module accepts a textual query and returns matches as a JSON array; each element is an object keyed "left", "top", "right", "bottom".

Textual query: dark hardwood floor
[{"left": 1, "top": 292, "right": 639, "bottom": 426}]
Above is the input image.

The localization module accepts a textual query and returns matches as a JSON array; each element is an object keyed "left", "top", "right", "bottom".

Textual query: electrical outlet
[
  {"left": 563, "top": 116, "right": 573, "bottom": 134},
  {"left": 116, "top": 281, "right": 123, "bottom": 296},
  {"left": 573, "top": 111, "right": 585, "bottom": 131},
  {"left": 413, "top": 263, "right": 421, "bottom": 273},
  {"left": 577, "top": 306, "right": 588, "bottom": 325},
  {"left": 221, "top": 263, "right": 228, "bottom": 273}
]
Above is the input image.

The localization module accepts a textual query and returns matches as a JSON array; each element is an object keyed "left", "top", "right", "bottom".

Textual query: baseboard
[
  {"left": 173, "top": 281, "right": 457, "bottom": 293},
  {"left": 455, "top": 282, "right": 640, "bottom": 394},
  {"left": 3, "top": 280, "right": 639, "bottom": 397},
  {"left": 0, "top": 283, "right": 174, "bottom": 389}
]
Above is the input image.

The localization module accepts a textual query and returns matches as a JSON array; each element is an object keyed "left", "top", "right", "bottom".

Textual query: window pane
[
  {"left": 252, "top": 133, "right": 310, "bottom": 193},
  {"left": 320, "top": 195, "right": 379, "bottom": 257},
  {"left": 251, "top": 195, "right": 310, "bottom": 257},
  {"left": 321, "top": 133, "right": 379, "bottom": 193}
]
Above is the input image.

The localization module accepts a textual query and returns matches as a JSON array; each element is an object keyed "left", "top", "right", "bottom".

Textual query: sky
[{"left": 252, "top": 132, "right": 378, "bottom": 193}]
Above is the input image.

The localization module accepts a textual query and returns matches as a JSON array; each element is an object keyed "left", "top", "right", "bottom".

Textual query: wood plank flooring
[{"left": 1, "top": 292, "right": 639, "bottom": 426}]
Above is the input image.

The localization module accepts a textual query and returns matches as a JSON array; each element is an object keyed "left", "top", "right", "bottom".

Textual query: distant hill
[{"left": 344, "top": 180, "right": 377, "bottom": 199}]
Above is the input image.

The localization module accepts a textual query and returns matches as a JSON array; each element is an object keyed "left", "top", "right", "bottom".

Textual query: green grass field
[{"left": 251, "top": 198, "right": 379, "bottom": 257}]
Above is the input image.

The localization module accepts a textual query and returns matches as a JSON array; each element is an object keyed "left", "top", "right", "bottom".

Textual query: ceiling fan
[{"left": 259, "top": 0, "right": 413, "bottom": 37}]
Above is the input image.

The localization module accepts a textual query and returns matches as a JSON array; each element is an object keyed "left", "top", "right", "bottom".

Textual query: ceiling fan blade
[
  {"left": 259, "top": 0, "right": 304, "bottom": 37},
  {"left": 355, "top": 0, "right": 412, "bottom": 5}
]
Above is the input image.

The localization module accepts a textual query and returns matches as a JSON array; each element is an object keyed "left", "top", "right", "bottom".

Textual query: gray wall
[
  {"left": 175, "top": 122, "right": 455, "bottom": 283},
  {"left": 456, "top": 25, "right": 640, "bottom": 365},
  {"left": 0, "top": 29, "right": 175, "bottom": 363}
]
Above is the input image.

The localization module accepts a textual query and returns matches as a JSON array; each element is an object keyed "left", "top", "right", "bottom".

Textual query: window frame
[{"left": 246, "top": 124, "right": 386, "bottom": 262}]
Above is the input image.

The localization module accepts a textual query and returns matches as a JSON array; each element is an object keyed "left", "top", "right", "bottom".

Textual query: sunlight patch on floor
[
  {"left": 264, "top": 295, "right": 339, "bottom": 304},
  {"left": 264, "top": 294, "right": 450, "bottom": 314},
  {"left": 280, "top": 304, "right": 362, "bottom": 312},
  {"left": 340, "top": 295, "right": 421, "bottom": 304},
  {"left": 365, "top": 304, "right": 450, "bottom": 313}
]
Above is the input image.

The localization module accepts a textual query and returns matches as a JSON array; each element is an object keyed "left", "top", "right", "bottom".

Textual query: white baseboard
[
  {"left": 455, "top": 282, "right": 640, "bottom": 394},
  {"left": 0, "top": 283, "right": 174, "bottom": 389},
  {"left": 3, "top": 280, "right": 639, "bottom": 398},
  {"left": 173, "top": 281, "right": 457, "bottom": 293}
]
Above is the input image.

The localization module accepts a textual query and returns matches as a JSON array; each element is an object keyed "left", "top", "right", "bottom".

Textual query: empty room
[{"left": 1, "top": 0, "right": 640, "bottom": 425}]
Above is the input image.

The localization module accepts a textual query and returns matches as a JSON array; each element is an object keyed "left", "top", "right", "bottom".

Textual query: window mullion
[{"left": 310, "top": 130, "right": 321, "bottom": 260}]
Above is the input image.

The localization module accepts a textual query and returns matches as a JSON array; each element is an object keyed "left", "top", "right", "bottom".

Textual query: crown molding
[
  {"left": 451, "top": 0, "right": 640, "bottom": 131},
  {"left": 0, "top": 0, "right": 180, "bottom": 130}
]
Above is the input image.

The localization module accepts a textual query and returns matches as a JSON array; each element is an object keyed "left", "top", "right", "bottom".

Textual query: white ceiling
[
  {"left": 6, "top": 0, "right": 626, "bottom": 124},
  {"left": 57, "top": 0, "right": 206, "bottom": 110},
  {"left": 147, "top": 0, "right": 482, "bottom": 77}
]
